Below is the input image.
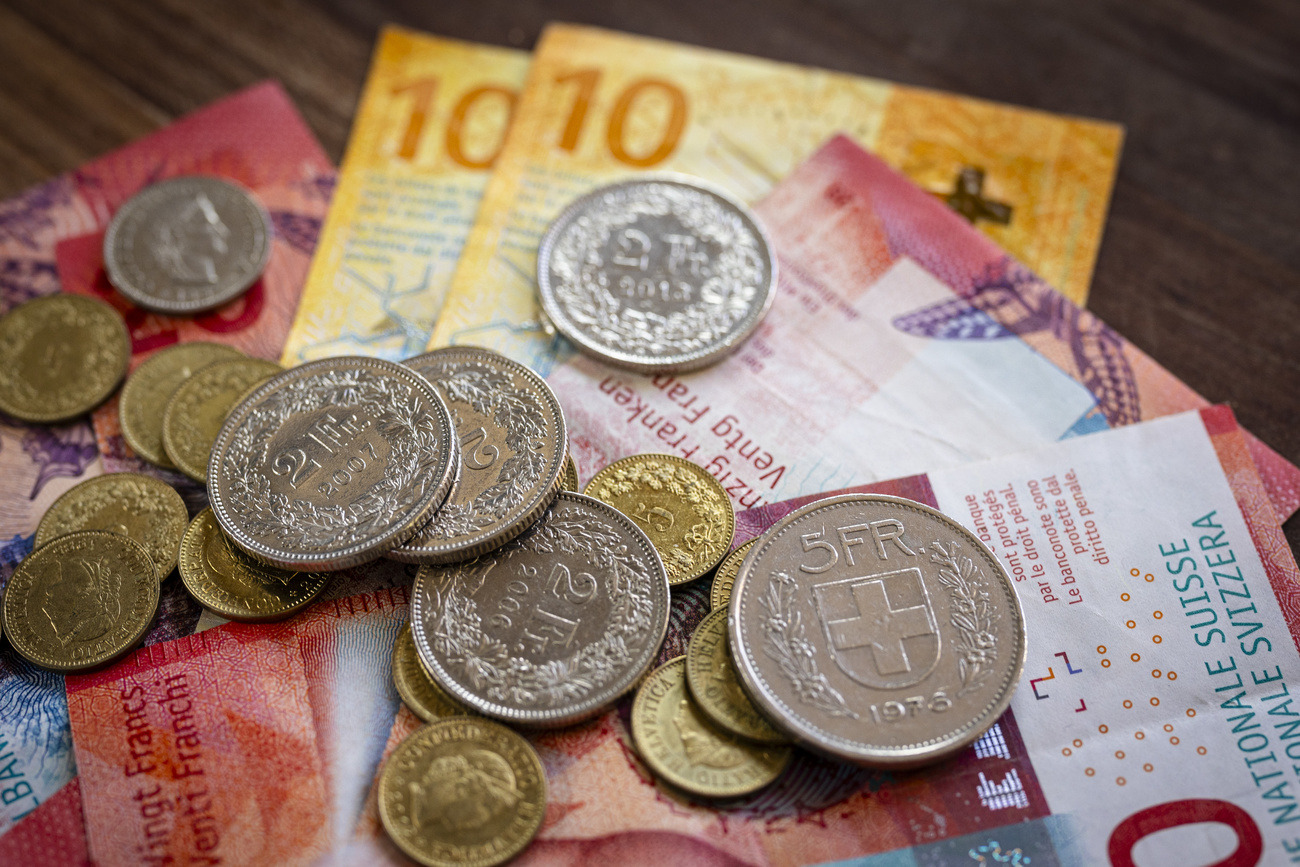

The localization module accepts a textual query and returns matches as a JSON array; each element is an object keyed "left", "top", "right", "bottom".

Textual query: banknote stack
[{"left": 2, "top": 19, "right": 1300, "bottom": 867}]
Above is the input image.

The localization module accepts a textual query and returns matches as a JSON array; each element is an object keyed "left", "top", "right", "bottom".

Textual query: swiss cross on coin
[{"left": 812, "top": 568, "right": 940, "bottom": 689}]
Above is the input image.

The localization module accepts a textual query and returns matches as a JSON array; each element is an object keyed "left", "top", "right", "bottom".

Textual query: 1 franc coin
[
  {"left": 0, "top": 294, "right": 129, "bottom": 423},
  {"left": 411, "top": 492, "right": 670, "bottom": 727},
  {"left": 537, "top": 176, "right": 777, "bottom": 373},
  {"left": 390, "top": 347, "right": 566, "bottom": 564},
  {"left": 208, "top": 356, "right": 458, "bottom": 571},
  {"left": 585, "top": 454, "right": 733, "bottom": 586},
  {"left": 103, "top": 176, "right": 272, "bottom": 314},
  {"left": 35, "top": 472, "right": 188, "bottom": 581},
  {"left": 686, "top": 607, "right": 789, "bottom": 745},
  {"left": 631, "top": 657, "right": 791, "bottom": 798},
  {"left": 178, "top": 508, "right": 329, "bottom": 622},
  {"left": 728, "top": 494, "right": 1026, "bottom": 768},
  {"left": 162, "top": 357, "right": 282, "bottom": 482},
  {"left": 379, "top": 717, "right": 546, "bottom": 867},
  {"left": 392, "top": 623, "right": 473, "bottom": 722},
  {"left": 119, "top": 341, "right": 244, "bottom": 468},
  {"left": 2, "top": 530, "right": 159, "bottom": 672}
]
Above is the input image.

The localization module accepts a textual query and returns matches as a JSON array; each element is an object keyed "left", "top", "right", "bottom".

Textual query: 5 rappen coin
[
  {"left": 35, "top": 472, "right": 189, "bottom": 581},
  {"left": 379, "top": 717, "right": 546, "bottom": 867},
  {"left": 0, "top": 294, "right": 129, "bottom": 423},
  {"left": 537, "top": 176, "right": 776, "bottom": 373},
  {"left": 710, "top": 537, "right": 756, "bottom": 610},
  {"left": 411, "top": 492, "right": 670, "bottom": 727},
  {"left": 728, "top": 494, "right": 1026, "bottom": 768},
  {"left": 207, "top": 356, "right": 458, "bottom": 571},
  {"left": 3, "top": 530, "right": 159, "bottom": 672},
  {"left": 178, "top": 508, "right": 329, "bottom": 622},
  {"left": 120, "top": 341, "right": 244, "bottom": 468},
  {"left": 391, "top": 347, "right": 566, "bottom": 564},
  {"left": 103, "top": 176, "right": 272, "bottom": 314},
  {"left": 162, "top": 357, "right": 283, "bottom": 482},
  {"left": 392, "top": 624, "right": 473, "bottom": 723},
  {"left": 686, "top": 607, "right": 789, "bottom": 745}
]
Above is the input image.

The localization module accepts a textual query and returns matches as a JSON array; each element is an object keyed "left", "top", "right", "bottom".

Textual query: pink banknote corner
[{"left": 65, "top": 625, "right": 332, "bottom": 867}]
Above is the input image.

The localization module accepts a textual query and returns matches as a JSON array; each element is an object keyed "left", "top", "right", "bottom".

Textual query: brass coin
[
  {"left": 709, "top": 538, "right": 756, "bottom": 610},
  {"left": 35, "top": 473, "right": 188, "bottom": 581},
  {"left": 686, "top": 608, "right": 789, "bottom": 745},
  {"left": 2, "top": 530, "right": 159, "bottom": 672},
  {"left": 584, "top": 454, "right": 733, "bottom": 585},
  {"left": 631, "top": 657, "right": 791, "bottom": 798},
  {"left": 392, "top": 624, "right": 473, "bottom": 722},
  {"left": 0, "top": 294, "right": 129, "bottom": 423},
  {"left": 119, "top": 342, "right": 244, "bottom": 468},
  {"left": 561, "top": 454, "right": 580, "bottom": 492},
  {"left": 177, "top": 509, "right": 329, "bottom": 622},
  {"left": 379, "top": 717, "right": 546, "bottom": 867},
  {"left": 162, "top": 357, "right": 282, "bottom": 482}
]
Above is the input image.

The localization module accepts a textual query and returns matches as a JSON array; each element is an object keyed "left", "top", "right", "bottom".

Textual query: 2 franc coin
[
  {"left": 379, "top": 717, "right": 546, "bottom": 867},
  {"left": 728, "top": 493, "right": 1026, "bottom": 768}
]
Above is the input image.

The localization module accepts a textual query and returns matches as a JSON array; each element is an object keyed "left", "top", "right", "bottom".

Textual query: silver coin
[
  {"left": 411, "top": 491, "right": 671, "bottom": 727},
  {"left": 536, "top": 176, "right": 777, "bottom": 373},
  {"left": 390, "top": 347, "right": 567, "bottom": 564},
  {"left": 103, "top": 176, "right": 272, "bottom": 314},
  {"left": 729, "top": 494, "right": 1026, "bottom": 768},
  {"left": 207, "top": 356, "right": 459, "bottom": 571}
]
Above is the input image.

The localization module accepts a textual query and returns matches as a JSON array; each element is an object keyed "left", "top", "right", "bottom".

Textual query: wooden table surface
[{"left": 1, "top": 0, "right": 1296, "bottom": 550}]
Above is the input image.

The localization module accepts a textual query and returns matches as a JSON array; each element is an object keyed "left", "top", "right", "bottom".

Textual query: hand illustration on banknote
[{"left": 0, "top": 18, "right": 1297, "bottom": 867}]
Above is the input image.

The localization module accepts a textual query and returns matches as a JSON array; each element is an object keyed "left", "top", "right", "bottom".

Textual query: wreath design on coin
[
  {"left": 220, "top": 367, "right": 442, "bottom": 549},
  {"left": 428, "top": 508, "right": 658, "bottom": 709},
  {"left": 930, "top": 541, "right": 999, "bottom": 697},
  {"left": 416, "top": 362, "right": 551, "bottom": 540},
  {"left": 759, "top": 570, "right": 858, "bottom": 719},
  {"left": 586, "top": 459, "right": 728, "bottom": 580},
  {"left": 549, "top": 183, "right": 767, "bottom": 357}
]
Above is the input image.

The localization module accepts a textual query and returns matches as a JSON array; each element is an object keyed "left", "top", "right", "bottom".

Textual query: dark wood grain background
[{"left": 1, "top": 0, "right": 1296, "bottom": 550}]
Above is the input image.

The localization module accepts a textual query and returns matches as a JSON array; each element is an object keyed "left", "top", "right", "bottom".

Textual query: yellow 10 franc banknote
[{"left": 428, "top": 23, "right": 1123, "bottom": 364}]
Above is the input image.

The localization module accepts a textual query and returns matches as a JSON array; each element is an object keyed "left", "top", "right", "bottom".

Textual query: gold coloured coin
[
  {"left": 392, "top": 624, "right": 473, "bottom": 722},
  {"left": 162, "top": 357, "right": 282, "bottom": 482},
  {"left": 0, "top": 294, "right": 129, "bottom": 423},
  {"left": 561, "top": 454, "right": 580, "bottom": 492},
  {"left": 35, "top": 473, "right": 188, "bottom": 581},
  {"left": 710, "top": 538, "right": 756, "bottom": 610},
  {"left": 584, "top": 454, "right": 733, "bottom": 585},
  {"left": 686, "top": 608, "right": 789, "bottom": 745},
  {"left": 379, "top": 717, "right": 546, "bottom": 867},
  {"left": 119, "top": 342, "right": 244, "bottom": 467},
  {"left": 631, "top": 657, "right": 790, "bottom": 798},
  {"left": 177, "top": 509, "right": 329, "bottom": 622},
  {"left": 2, "top": 530, "right": 159, "bottom": 672}
]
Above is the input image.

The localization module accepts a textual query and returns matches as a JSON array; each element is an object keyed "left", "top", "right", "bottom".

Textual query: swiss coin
[
  {"left": 561, "top": 454, "right": 580, "bottom": 493},
  {"left": 686, "top": 608, "right": 789, "bottom": 745},
  {"left": 103, "top": 176, "right": 272, "bottom": 314},
  {"left": 390, "top": 347, "right": 566, "bottom": 564},
  {"left": 710, "top": 538, "right": 756, "bottom": 610},
  {"left": 162, "top": 357, "right": 282, "bottom": 482},
  {"left": 0, "top": 294, "right": 129, "bottom": 423},
  {"left": 178, "top": 508, "right": 329, "bottom": 622},
  {"left": 208, "top": 356, "right": 458, "bottom": 571},
  {"left": 584, "top": 454, "right": 733, "bottom": 586},
  {"left": 536, "top": 176, "right": 776, "bottom": 373},
  {"left": 379, "top": 717, "right": 546, "bottom": 867},
  {"left": 392, "top": 624, "right": 473, "bottom": 722},
  {"left": 35, "top": 473, "right": 188, "bottom": 581},
  {"left": 2, "top": 530, "right": 159, "bottom": 672},
  {"left": 631, "top": 657, "right": 791, "bottom": 798},
  {"left": 411, "top": 492, "right": 670, "bottom": 727},
  {"left": 120, "top": 341, "right": 244, "bottom": 468},
  {"left": 729, "top": 494, "right": 1026, "bottom": 768}
]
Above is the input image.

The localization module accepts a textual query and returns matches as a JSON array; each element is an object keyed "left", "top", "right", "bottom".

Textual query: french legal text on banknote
[
  {"left": 280, "top": 27, "right": 528, "bottom": 363},
  {"left": 429, "top": 21, "right": 1122, "bottom": 365}
]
